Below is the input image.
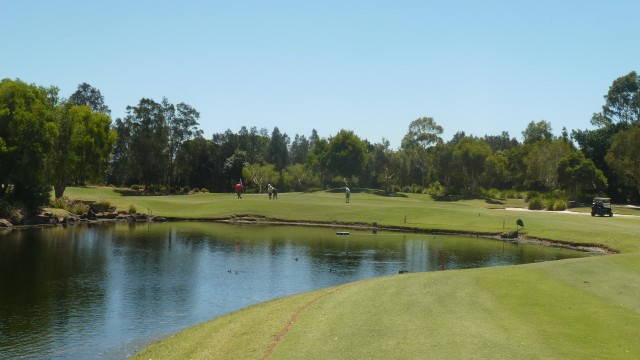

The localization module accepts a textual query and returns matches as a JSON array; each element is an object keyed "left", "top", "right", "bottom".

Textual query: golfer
[{"left": 235, "top": 182, "right": 243, "bottom": 199}]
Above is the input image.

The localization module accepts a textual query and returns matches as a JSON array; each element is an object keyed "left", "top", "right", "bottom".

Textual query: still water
[{"left": 0, "top": 222, "right": 591, "bottom": 359}]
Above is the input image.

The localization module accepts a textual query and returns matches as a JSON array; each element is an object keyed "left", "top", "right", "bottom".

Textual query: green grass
[{"left": 60, "top": 187, "right": 640, "bottom": 359}]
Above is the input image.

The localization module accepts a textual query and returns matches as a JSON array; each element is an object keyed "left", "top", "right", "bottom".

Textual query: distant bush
[
  {"left": 528, "top": 197, "right": 545, "bottom": 210},
  {"left": 200, "top": 188, "right": 209, "bottom": 193},
  {"left": 182, "top": 186, "right": 191, "bottom": 194},
  {"left": 545, "top": 198, "right": 556, "bottom": 211},
  {"left": 425, "top": 182, "right": 445, "bottom": 196},
  {"left": 553, "top": 200, "right": 568, "bottom": 211},
  {"left": 504, "top": 189, "right": 524, "bottom": 199},
  {"left": 130, "top": 185, "right": 141, "bottom": 191},
  {"left": 128, "top": 204, "right": 137, "bottom": 214},
  {"left": 525, "top": 191, "right": 541, "bottom": 203},
  {"left": 402, "top": 184, "right": 424, "bottom": 194},
  {"left": 50, "top": 196, "right": 89, "bottom": 215},
  {"left": 0, "top": 198, "right": 21, "bottom": 221},
  {"left": 484, "top": 188, "right": 503, "bottom": 200},
  {"left": 91, "top": 201, "right": 112, "bottom": 213},
  {"left": 50, "top": 197, "right": 66, "bottom": 209}
]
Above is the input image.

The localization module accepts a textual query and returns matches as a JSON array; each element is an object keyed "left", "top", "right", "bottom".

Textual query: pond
[{"left": 0, "top": 222, "right": 592, "bottom": 359}]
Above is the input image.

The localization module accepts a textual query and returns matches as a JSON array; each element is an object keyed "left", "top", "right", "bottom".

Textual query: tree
[
  {"left": 283, "top": 163, "right": 319, "bottom": 191},
  {"left": 558, "top": 150, "right": 607, "bottom": 199},
  {"left": 243, "top": 163, "right": 277, "bottom": 193},
  {"left": 593, "top": 71, "right": 640, "bottom": 127},
  {"left": 453, "top": 137, "right": 491, "bottom": 194},
  {"left": 327, "top": 129, "right": 367, "bottom": 181},
  {"left": 69, "top": 82, "right": 111, "bottom": 115},
  {"left": 268, "top": 127, "right": 290, "bottom": 172},
  {"left": 524, "top": 140, "right": 573, "bottom": 190},
  {"left": 108, "top": 117, "right": 134, "bottom": 186},
  {"left": 400, "top": 117, "right": 444, "bottom": 186},
  {"left": 50, "top": 104, "right": 115, "bottom": 198},
  {"left": 522, "top": 120, "right": 553, "bottom": 144},
  {"left": 126, "top": 98, "right": 168, "bottom": 187},
  {"left": 174, "top": 136, "right": 219, "bottom": 190},
  {"left": 307, "top": 137, "right": 330, "bottom": 188},
  {"left": 605, "top": 126, "right": 640, "bottom": 197},
  {"left": 370, "top": 139, "right": 403, "bottom": 194},
  {"left": 433, "top": 142, "right": 455, "bottom": 191},
  {"left": 0, "top": 79, "right": 58, "bottom": 212},
  {"left": 290, "top": 134, "right": 310, "bottom": 164},
  {"left": 483, "top": 131, "right": 519, "bottom": 152},
  {"left": 224, "top": 149, "right": 247, "bottom": 187},
  {"left": 163, "top": 98, "right": 202, "bottom": 187},
  {"left": 573, "top": 71, "right": 640, "bottom": 200},
  {"left": 483, "top": 153, "right": 510, "bottom": 189}
]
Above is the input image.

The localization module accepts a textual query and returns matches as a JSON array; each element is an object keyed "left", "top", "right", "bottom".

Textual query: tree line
[{"left": 1, "top": 71, "right": 639, "bottom": 216}]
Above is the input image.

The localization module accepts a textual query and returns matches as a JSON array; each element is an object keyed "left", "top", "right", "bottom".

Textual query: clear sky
[{"left": 2, "top": 0, "right": 639, "bottom": 148}]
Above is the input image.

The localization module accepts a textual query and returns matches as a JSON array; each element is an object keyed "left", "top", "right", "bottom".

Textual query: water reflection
[{"left": 0, "top": 222, "right": 591, "bottom": 359}]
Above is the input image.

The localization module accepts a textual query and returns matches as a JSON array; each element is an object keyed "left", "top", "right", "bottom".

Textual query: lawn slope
[{"left": 134, "top": 254, "right": 640, "bottom": 359}]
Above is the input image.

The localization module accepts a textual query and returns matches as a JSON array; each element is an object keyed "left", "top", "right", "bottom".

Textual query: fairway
[{"left": 61, "top": 187, "right": 640, "bottom": 359}]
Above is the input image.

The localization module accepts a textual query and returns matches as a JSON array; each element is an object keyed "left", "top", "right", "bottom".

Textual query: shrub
[
  {"left": 545, "top": 198, "right": 556, "bottom": 211},
  {"left": 50, "top": 196, "right": 89, "bottom": 215},
  {"left": 0, "top": 199, "right": 23, "bottom": 224},
  {"left": 401, "top": 184, "right": 424, "bottom": 194},
  {"left": 553, "top": 200, "right": 568, "bottom": 211},
  {"left": 200, "top": 188, "right": 209, "bottom": 193},
  {"left": 70, "top": 203, "right": 89, "bottom": 214},
  {"left": 91, "top": 201, "right": 112, "bottom": 213},
  {"left": 425, "top": 182, "right": 445, "bottom": 196},
  {"left": 525, "top": 191, "right": 540, "bottom": 203},
  {"left": 504, "top": 189, "right": 524, "bottom": 199},
  {"left": 528, "top": 197, "right": 545, "bottom": 210},
  {"left": 51, "top": 197, "right": 67, "bottom": 209},
  {"left": 128, "top": 204, "right": 137, "bottom": 214},
  {"left": 484, "top": 188, "right": 503, "bottom": 200},
  {"left": 550, "top": 189, "right": 566, "bottom": 200},
  {"left": 131, "top": 185, "right": 141, "bottom": 191},
  {"left": 182, "top": 186, "right": 191, "bottom": 194}
]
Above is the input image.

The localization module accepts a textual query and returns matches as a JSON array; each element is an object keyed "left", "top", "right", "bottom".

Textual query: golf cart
[{"left": 591, "top": 197, "right": 613, "bottom": 217}]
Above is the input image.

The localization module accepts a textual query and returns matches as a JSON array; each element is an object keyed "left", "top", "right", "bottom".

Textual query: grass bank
[
  {"left": 61, "top": 187, "right": 640, "bottom": 359},
  {"left": 134, "top": 254, "right": 640, "bottom": 359}
]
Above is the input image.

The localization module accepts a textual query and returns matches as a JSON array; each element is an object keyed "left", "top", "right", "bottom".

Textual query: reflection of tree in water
[{"left": 0, "top": 225, "right": 110, "bottom": 356}]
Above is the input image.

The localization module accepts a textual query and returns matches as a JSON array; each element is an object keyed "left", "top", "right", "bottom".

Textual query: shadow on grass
[
  {"left": 484, "top": 198, "right": 506, "bottom": 205},
  {"left": 433, "top": 194, "right": 499, "bottom": 203},
  {"left": 112, "top": 188, "right": 191, "bottom": 197},
  {"left": 323, "top": 188, "right": 408, "bottom": 198}
]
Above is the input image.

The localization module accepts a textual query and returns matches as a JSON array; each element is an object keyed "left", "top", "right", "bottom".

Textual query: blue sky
[{"left": 2, "top": 1, "right": 639, "bottom": 148}]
